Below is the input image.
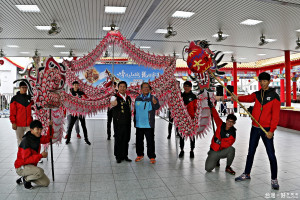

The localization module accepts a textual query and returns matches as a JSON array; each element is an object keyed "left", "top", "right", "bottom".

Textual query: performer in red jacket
[
  {"left": 10, "top": 81, "right": 33, "bottom": 146},
  {"left": 205, "top": 102, "right": 237, "bottom": 175},
  {"left": 15, "top": 120, "right": 53, "bottom": 189},
  {"left": 234, "top": 72, "right": 280, "bottom": 190},
  {"left": 178, "top": 81, "right": 197, "bottom": 158}
]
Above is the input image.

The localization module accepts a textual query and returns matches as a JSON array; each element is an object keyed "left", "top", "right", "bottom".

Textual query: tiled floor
[{"left": 0, "top": 115, "right": 299, "bottom": 200}]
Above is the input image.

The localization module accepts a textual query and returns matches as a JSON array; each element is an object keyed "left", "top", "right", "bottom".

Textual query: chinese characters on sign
[{"left": 265, "top": 192, "right": 298, "bottom": 199}]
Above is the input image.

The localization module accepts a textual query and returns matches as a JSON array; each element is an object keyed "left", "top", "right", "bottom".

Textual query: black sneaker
[
  {"left": 225, "top": 166, "right": 236, "bottom": 175},
  {"left": 107, "top": 136, "right": 111, "bottom": 140},
  {"left": 271, "top": 179, "right": 279, "bottom": 190},
  {"left": 16, "top": 177, "right": 23, "bottom": 184},
  {"left": 116, "top": 159, "right": 122, "bottom": 163},
  {"left": 190, "top": 151, "right": 194, "bottom": 158},
  {"left": 85, "top": 140, "right": 91, "bottom": 145},
  {"left": 65, "top": 140, "right": 70, "bottom": 145},
  {"left": 124, "top": 157, "right": 132, "bottom": 162},
  {"left": 167, "top": 135, "right": 171, "bottom": 139},
  {"left": 179, "top": 150, "right": 184, "bottom": 158},
  {"left": 23, "top": 177, "right": 33, "bottom": 189}
]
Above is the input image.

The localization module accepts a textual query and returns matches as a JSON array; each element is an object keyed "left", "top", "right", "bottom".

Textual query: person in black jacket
[
  {"left": 107, "top": 82, "right": 117, "bottom": 140},
  {"left": 65, "top": 81, "right": 91, "bottom": 145},
  {"left": 178, "top": 81, "right": 197, "bottom": 158},
  {"left": 206, "top": 101, "right": 237, "bottom": 175},
  {"left": 10, "top": 81, "right": 33, "bottom": 146},
  {"left": 15, "top": 120, "right": 52, "bottom": 189},
  {"left": 110, "top": 81, "right": 132, "bottom": 163}
]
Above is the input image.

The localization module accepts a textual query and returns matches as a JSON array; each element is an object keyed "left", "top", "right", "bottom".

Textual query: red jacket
[
  {"left": 14, "top": 128, "right": 53, "bottom": 169},
  {"left": 10, "top": 92, "right": 33, "bottom": 127},
  {"left": 238, "top": 88, "right": 280, "bottom": 133},
  {"left": 210, "top": 107, "right": 236, "bottom": 151},
  {"left": 181, "top": 91, "right": 197, "bottom": 118}
]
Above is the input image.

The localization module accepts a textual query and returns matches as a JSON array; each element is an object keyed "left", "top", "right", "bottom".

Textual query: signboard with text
[{"left": 80, "top": 64, "right": 164, "bottom": 86}]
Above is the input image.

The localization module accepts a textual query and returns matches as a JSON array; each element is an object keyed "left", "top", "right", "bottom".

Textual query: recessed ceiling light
[
  {"left": 265, "top": 39, "right": 277, "bottom": 42},
  {"left": 239, "top": 57, "right": 247, "bottom": 60},
  {"left": 54, "top": 45, "right": 65, "bottom": 48},
  {"left": 105, "top": 6, "right": 126, "bottom": 14},
  {"left": 212, "top": 33, "right": 230, "bottom": 38},
  {"left": 20, "top": 52, "right": 30, "bottom": 54},
  {"left": 7, "top": 45, "right": 19, "bottom": 48},
  {"left": 240, "top": 19, "right": 263, "bottom": 25},
  {"left": 15, "top": 5, "right": 40, "bottom": 12},
  {"left": 103, "top": 27, "right": 119, "bottom": 31},
  {"left": 257, "top": 53, "right": 266, "bottom": 56},
  {"left": 223, "top": 51, "right": 233, "bottom": 54},
  {"left": 140, "top": 46, "right": 151, "bottom": 49},
  {"left": 155, "top": 29, "right": 168, "bottom": 34},
  {"left": 35, "top": 26, "right": 51, "bottom": 30},
  {"left": 60, "top": 52, "right": 69, "bottom": 54},
  {"left": 172, "top": 11, "right": 194, "bottom": 18}
]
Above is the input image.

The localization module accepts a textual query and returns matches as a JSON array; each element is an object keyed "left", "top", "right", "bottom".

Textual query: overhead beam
[{"left": 129, "top": 0, "right": 162, "bottom": 41}]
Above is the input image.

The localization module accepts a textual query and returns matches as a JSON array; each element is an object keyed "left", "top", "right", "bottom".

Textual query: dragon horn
[
  {"left": 216, "top": 54, "right": 224, "bottom": 64},
  {"left": 217, "top": 63, "right": 228, "bottom": 69}
]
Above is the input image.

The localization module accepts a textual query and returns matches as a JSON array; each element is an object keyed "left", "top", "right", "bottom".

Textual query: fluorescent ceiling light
[
  {"left": 15, "top": 5, "right": 40, "bottom": 12},
  {"left": 172, "top": 11, "right": 194, "bottom": 18},
  {"left": 296, "top": 29, "right": 300, "bottom": 32},
  {"left": 140, "top": 46, "right": 151, "bottom": 49},
  {"left": 240, "top": 19, "right": 263, "bottom": 25},
  {"left": 60, "top": 52, "right": 69, "bottom": 54},
  {"left": 35, "top": 26, "right": 51, "bottom": 30},
  {"left": 265, "top": 39, "right": 277, "bottom": 42},
  {"left": 105, "top": 6, "right": 126, "bottom": 14},
  {"left": 155, "top": 29, "right": 168, "bottom": 34},
  {"left": 103, "top": 27, "right": 119, "bottom": 31},
  {"left": 239, "top": 58, "right": 247, "bottom": 60},
  {"left": 20, "top": 52, "right": 30, "bottom": 54},
  {"left": 212, "top": 33, "right": 230, "bottom": 38},
  {"left": 54, "top": 45, "right": 65, "bottom": 48},
  {"left": 223, "top": 51, "right": 233, "bottom": 54},
  {"left": 257, "top": 53, "right": 266, "bottom": 56},
  {"left": 7, "top": 45, "right": 19, "bottom": 48}
]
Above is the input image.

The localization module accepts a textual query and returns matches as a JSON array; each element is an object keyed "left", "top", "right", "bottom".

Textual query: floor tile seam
[
  {"left": 61, "top": 144, "right": 77, "bottom": 194},
  {"left": 154, "top": 171, "right": 176, "bottom": 199},
  {"left": 108, "top": 147, "right": 121, "bottom": 200},
  {"left": 127, "top": 161, "right": 148, "bottom": 200}
]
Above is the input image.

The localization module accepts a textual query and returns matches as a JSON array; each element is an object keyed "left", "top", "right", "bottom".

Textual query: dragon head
[
  {"left": 28, "top": 57, "right": 66, "bottom": 109},
  {"left": 184, "top": 40, "right": 227, "bottom": 92}
]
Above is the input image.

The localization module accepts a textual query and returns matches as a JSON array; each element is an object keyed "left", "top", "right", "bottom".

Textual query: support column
[
  {"left": 293, "top": 73, "right": 297, "bottom": 102},
  {"left": 285, "top": 50, "right": 291, "bottom": 107},
  {"left": 280, "top": 67, "right": 285, "bottom": 106},
  {"left": 233, "top": 62, "right": 238, "bottom": 112},
  {"left": 256, "top": 70, "right": 261, "bottom": 90}
]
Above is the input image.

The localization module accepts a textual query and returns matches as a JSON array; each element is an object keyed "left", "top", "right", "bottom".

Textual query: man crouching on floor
[
  {"left": 14, "top": 120, "right": 53, "bottom": 189},
  {"left": 205, "top": 101, "right": 237, "bottom": 175}
]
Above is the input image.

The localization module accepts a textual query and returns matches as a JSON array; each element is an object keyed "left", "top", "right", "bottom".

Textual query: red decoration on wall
[{"left": 0, "top": 60, "right": 4, "bottom": 65}]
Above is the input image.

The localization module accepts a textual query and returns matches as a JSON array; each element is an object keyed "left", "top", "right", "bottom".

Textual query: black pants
[
  {"left": 114, "top": 122, "right": 131, "bottom": 160},
  {"left": 245, "top": 126, "right": 277, "bottom": 179},
  {"left": 180, "top": 136, "right": 195, "bottom": 150},
  {"left": 107, "top": 108, "right": 113, "bottom": 137},
  {"left": 66, "top": 115, "right": 88, "bottom": 141},
  {"left": 136, "top": 128, "right": 156, "bottom": 159},
  {"left": 168, "top": 114, "right": 178, "bottom": 138}
]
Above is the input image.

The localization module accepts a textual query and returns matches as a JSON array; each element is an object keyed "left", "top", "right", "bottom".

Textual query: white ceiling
[{"left": 1, "top": 0, "right": 300, "bottom": 63}]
